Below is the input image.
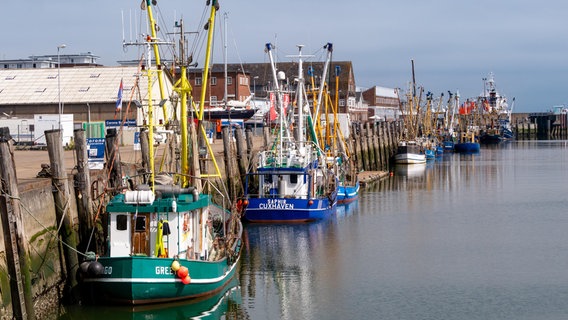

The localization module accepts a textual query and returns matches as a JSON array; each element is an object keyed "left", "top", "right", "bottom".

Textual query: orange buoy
[
  {"left": 182, "top": 275, "right": 191, "bottom": 285},
  {"left": 177, "top": 266, "right": 189, "bottom": 279}
]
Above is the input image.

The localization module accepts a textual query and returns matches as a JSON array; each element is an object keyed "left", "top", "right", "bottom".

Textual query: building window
[
  {"left": 211, "top": 77, "right": 217, "bottom": 85},
  {"left": 195, "top": 77, "right": 202, "bottom": 86},
  {"left": 339, "top": 99, "right": 345, "bottom": 107},
  {"left": 227, "top": 77, "right": 232, "bottom": 85},
  {"left": 210, "top": 96, "right": 218, "bottom": 106}
]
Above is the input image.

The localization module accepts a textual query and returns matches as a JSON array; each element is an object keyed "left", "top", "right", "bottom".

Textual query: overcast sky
[{"left": 4, "top": 0, "right": 568, "bottom": 112}]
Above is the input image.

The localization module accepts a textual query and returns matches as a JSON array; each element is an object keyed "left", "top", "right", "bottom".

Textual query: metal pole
[{"left": 57, "top": 44, "right": 66, "bottom": 130}]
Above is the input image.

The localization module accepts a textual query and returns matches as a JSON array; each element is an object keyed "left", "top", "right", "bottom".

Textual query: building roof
[{"left": 0, "top": 66, "right": 148, "bottom": 105}]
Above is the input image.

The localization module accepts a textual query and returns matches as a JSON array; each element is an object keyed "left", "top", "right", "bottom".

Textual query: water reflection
[
  {"left": 60, "top": 276, "right": 244, "bottom": 320},
  {"left": 239, "top": 201, "right": 358, "bottom": 320}
]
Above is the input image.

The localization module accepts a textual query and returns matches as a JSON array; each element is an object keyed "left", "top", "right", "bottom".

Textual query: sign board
[
  {"left": 87, "top": 138, "right": 105, "bottom": 170},
  {"left": 134, "top": 131, "right": 141, "bottom": 151},
  {"left": 105, "top": 119, "right": 136, "bottom": 128}
]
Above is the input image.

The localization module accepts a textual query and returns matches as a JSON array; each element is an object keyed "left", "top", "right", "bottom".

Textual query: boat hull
[
  {"left": 80, "top": 255, "right": 239, "bottom": 305},
  {"left": 454, "top": 142, "right": 480, "bottom": 153},
  {"left": 480, "top": 133, "right": 502, "bottom": 144},
  {"left": 394, "top": 152, "right": 426, "bottom": 164},
  {"left": 337, "top": 182, "right": 360, "bottom": 204},
  {"left": 244, "top": 196, "right": 336, "bottom": 223},
  {"left": 193, "top": 109, "right": 256, "bottom": 120},
  {"left": 395, "top": 142, "right": 426, "bottom": 164}
]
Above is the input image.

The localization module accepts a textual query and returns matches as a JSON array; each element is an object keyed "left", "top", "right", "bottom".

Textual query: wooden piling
[
  {"left": 235, "top": 128, "right": 248, "bottom": 180},
  {"left": 372, "top": 123, "right": 381, "bottom": 170},
  {"left": 365, "top": 122, "right": 375, "bottom": 170},
  {"left": 378, "top": 122, "right": 387, "bottom": 171},
  {"left": 360, "top": 124, "right": 369, "bottom": 170},
  {"left": 222, "top": 127, "right": 236, "bottom": 201},
  {"left": 45, "top": 129, "right": 79, "bottom": 295},
  {"left": 245, "top": 128, "right": 254, "bottom": 164},
  {"left": 73, "top": 129, "right": 93, "bottom": 250},
  {"left": 105, "top": 128, "right": 123, "bottom": 191},
  {"left": 0, "top": 128, "right": 34, "bottom": 319}
]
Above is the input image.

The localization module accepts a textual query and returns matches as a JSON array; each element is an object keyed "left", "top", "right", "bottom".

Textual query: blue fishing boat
[
  {"left": 454, "top": 131, "right": 480, "bottom": 153},
  {"left": 337, "top": 181, "right": 360, "bottom": 204},
  {"left": 242, "top": 44, "right": 338, "bottom": 223}
]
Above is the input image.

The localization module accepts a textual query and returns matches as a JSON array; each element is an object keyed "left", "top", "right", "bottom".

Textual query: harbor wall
[{"left": 0, "top": 174, "right": 80, "bottom": 319}]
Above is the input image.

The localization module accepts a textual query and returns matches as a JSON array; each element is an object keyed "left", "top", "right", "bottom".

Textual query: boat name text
[
  {"left": 259, "top": 199, "right": 294, "bottom": 210},
  {"left": 156, "top": 266, "right": 175, "bottom": 275}
]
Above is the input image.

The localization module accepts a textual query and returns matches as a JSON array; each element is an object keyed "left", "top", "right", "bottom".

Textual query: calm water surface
[{"left": 62, "top": 141, "right": 568, "bottom": 319}]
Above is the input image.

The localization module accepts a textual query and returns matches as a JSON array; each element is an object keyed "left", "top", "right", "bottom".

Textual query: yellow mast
[
  {"left": 197, "top": 0, "right": 222, "bottom": 178},
  {"left": 146, "top": 48, "right": 156, "bottom": 193},
  {"left": 145, "top": 0, "right": 169, "bottom": 122},
  {"left": 172, "top": 19, "right": 191, "bottom": 186}
]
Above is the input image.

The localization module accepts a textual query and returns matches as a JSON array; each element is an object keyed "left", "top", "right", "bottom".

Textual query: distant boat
[
  {"left": 192, "top": 106, "right": 257, "bottom": 121},
  {"left": 454, "top": 131, "right": 480, "bottom": 153},
  {"left": 394, "top": 140, "right": 426, "bottom": 164},
  {"left": 477, "top": 73, "right": 515, "bottom": 143},
  {"left": 479, "top": 129, "right": 502, "bottom": 144},
  {"left": 337, "top": 181, "right": 360, "bottom": 204}
]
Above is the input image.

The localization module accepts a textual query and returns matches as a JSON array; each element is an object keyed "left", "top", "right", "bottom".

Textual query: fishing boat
[
  {"left": 454, "top": 130, "right": 480, "bottom": 153},
  {"left": 337, "top": 182, "right": 360, "bottom": 204},
  {"left": 395, "top": 60, "right": 427, "bottom": 165},
  {"left": 309, "top": 43, "right": 358, "bottom": 205},
  {"left": 394, "top": 140, "right": 426, "bottom": 164},
  {"left": 477, "top": 73, "right": 514, "bottom": 143},
  {"left": 191, "top": 98, "right": 257, "bottom": 121},
  {"left": 241, "top": 43, "right": 338, "bottom": 223},
  {"left": 78, "top": 1, "right": 242, "bottom": 305}
]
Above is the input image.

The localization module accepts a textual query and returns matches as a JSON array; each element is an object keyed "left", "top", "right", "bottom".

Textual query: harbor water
[{"left": 61, "top": 141, "right": 568, "bottom": 319}]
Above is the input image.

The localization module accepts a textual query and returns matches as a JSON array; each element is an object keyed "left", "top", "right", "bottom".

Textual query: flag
[
  {"left": 269, "top": 92, "right": 277, "bottom": 121},
  {"left": 115, "top": 79, "right": 123, "bottom": 111}
]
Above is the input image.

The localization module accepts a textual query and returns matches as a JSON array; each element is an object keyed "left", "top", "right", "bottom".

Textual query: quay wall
[{"left": 1, "top": 173, "right": 80, "bottom": 319}]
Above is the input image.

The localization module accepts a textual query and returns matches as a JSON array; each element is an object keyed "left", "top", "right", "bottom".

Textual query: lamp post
[
  {"left": 253, "top": 76, "right": 259, "bottom": 132},
  {"left": 57, "top": 44, "right": 66, "bottom": 129},
  {"left": 253, "top": 76, "right": 258, "bottom": 97}
]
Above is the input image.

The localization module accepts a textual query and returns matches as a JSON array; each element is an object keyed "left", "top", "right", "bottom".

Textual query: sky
[{"left": 3, "top": 0, "right": 568, "bottom": 113}]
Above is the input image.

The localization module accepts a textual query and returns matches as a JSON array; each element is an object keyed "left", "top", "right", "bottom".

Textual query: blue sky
[{"left": 4, "top": 0, "right": 568, "bottom": 112}]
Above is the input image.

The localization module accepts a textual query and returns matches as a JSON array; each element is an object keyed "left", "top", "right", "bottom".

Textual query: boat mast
[
  {"left": 146, "top": 44, "right": 156, "bottom": 192},
  {"left": 315, "top": 43, "right": 333, "bottom": 123},
  {"left": 296, "top": 45, "right": 305, "bottom": 153},
  {"left": 197, "top": 1, "right": 218, "bottom": 122},
  {"left": 197, "top": 0, "right": 223, "bottom": 179},
  {"left": 144, "top": 0, "right": 169, "bottom": 122},
  {"left": 172, "top": 19, "right": 191, "bottom": 183},
  {"left": 265, "top": 43, "right": 286, "bottom": 161},
  {"left": 223, "top": 13, "right": 228, "bottom": 106}
]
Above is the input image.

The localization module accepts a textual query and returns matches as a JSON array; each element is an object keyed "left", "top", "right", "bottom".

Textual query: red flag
[{"left": 269, "top": 92, "right": 277, "bottom": 121}]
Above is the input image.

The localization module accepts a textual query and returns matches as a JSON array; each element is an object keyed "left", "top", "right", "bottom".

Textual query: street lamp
[
  {"left": 253, "top": 76, "right": 259, "bottom": 97},
  {"left": 57, "top": 44, "right": 66, "bottom": 129}
]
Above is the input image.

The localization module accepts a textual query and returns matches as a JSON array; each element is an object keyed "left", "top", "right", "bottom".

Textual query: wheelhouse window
[
  {"left": 290, "top": 174, "right": 298, "bottom": 184},
  {"left": 116, "top": 215, "right": 128, "bottom": 231},
  {"left": 135, "top": 216, "right": 146, "bottom": 232}
]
